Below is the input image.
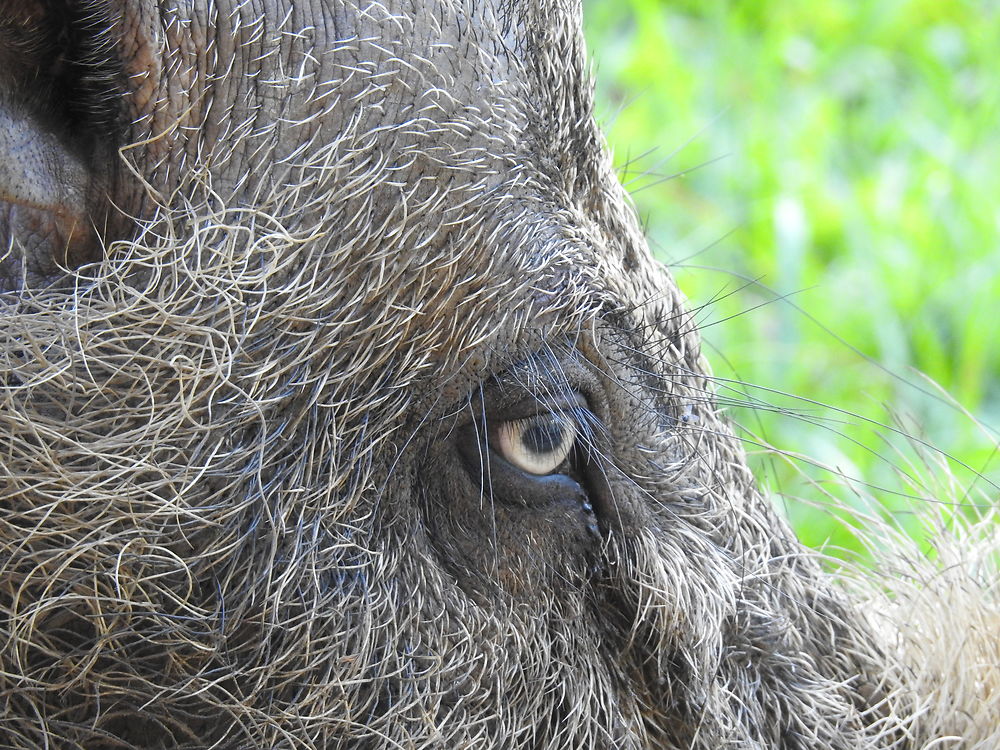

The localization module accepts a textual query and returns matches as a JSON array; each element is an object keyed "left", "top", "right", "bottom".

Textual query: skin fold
[{"left": 0, "top": 1, "right": 995, "bottom": 748}]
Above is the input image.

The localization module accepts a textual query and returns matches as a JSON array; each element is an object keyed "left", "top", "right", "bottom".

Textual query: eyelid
[{"left": 484, "top": 391, "right": 590, "bottom": 423}]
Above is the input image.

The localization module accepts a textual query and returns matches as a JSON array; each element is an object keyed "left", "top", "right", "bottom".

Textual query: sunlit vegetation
[{"left": 584, "top": 0, "right": 1000, "bottom": 555}]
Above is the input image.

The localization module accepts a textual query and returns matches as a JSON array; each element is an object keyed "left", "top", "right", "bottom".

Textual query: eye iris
[
  {"left": 521, "top": 420, "right": 568, "bottom": 455},
  {"left": 495, "top": 414, "right": 577, "bottom": 475}
]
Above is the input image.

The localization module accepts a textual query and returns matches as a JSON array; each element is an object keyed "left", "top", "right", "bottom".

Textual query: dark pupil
[{"left": 521, "top": 419, "right": 566, "bottom": 455}]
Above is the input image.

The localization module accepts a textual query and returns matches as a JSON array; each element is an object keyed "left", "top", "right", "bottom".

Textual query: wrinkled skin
[{"left": 0, "top": 1, "right": 984, "bottom": 748}]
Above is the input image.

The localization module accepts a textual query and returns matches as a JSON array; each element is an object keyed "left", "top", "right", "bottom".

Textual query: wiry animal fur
[{"left": 0, "top": 1, "right": 996, "bottom": 748}]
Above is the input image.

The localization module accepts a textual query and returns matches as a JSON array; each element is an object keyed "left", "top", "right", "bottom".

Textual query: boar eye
[
  {"left": 494, "top": 414, "right": 577, "bottom": 475},
  {"left": 455, "top": 388, "right": 605, "bottom": 521}
]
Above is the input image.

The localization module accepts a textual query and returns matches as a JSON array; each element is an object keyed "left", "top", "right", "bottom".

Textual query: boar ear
[
  {"left": 0, "top": 0, "right": 123, "bottom": 288},
  {"left": 0, "top": 0, "right": 123, "bottom": 142}
]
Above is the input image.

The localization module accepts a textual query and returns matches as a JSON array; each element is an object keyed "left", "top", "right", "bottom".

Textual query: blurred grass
[{"left": 583, "top": 0, "right": 1000, "bottom": 555}]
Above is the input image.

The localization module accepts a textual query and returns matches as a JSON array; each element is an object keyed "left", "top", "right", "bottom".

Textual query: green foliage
[{"left": 583, "top": 0, "right": 1000, "bottom": 555}]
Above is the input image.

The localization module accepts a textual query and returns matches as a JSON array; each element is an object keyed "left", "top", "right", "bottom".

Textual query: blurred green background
[{"left": 582, "top": 0, "right": 1000, "bottom": 555}]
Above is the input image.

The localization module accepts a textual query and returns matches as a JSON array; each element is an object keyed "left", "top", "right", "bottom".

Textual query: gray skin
[{"left": 0, "top": 1, "right": 922, "bottom": 748}]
